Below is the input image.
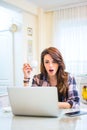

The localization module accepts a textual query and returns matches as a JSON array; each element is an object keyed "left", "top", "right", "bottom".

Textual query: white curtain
[{"left": 53, "top": 5, "right": 87, "bottom": 75}]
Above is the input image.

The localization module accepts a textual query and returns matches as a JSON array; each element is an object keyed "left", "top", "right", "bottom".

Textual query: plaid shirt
[{"left": 31, "top": 73, "right": 80, "bottom": 108}]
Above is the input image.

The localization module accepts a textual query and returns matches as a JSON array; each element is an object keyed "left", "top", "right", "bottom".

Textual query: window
[{"left": 53, "top": 6, "right": 87, "bottom": 75}]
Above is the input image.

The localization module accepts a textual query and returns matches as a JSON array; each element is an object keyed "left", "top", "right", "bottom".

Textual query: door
[{"left": 0, "top": 31, "right": 13, "bottom": 87}]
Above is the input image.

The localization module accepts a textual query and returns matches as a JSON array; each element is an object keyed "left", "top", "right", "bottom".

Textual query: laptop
[{"left": 7, "top": 87, "right": 61, "bottom": 117}]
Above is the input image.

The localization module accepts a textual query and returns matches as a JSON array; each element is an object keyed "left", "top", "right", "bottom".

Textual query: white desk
[{"left": 0, "top": 108, "right": 87, "bottom": 130}]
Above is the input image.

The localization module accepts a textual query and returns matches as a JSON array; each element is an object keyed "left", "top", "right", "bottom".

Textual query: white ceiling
[{"left": 27, "top": 0, "right": 87, "bottom": 11}]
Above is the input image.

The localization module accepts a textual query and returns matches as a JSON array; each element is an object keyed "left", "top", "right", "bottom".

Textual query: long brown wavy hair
[{"left": 40, "top": 47, "right": 68, "bottom": 96}]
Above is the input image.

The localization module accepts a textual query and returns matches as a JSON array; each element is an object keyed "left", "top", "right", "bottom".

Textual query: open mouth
[{"left": 49, "top": 69, "right": 54, "bottom": 72}]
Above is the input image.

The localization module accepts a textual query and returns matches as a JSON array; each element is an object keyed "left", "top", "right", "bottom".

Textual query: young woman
[{"left": 23, "top": 47, "right": 80, "bottom": 109}]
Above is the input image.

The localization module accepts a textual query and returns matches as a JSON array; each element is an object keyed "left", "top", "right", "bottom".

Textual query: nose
[{"left": 49, "top": 62, "right": 53, "bottom": 67}]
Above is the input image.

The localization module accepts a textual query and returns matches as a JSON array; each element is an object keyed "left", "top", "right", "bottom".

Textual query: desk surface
[{"left": 0, "top": 108, "right": 87, "bottom": 130}]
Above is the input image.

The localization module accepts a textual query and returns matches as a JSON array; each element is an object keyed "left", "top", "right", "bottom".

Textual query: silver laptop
[{"left": 7, "top": 87, "right": 60, "bottom": 117}]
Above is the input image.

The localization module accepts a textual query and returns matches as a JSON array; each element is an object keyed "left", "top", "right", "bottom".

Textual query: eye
[
  {"left": 52, "top": 60, "right": 57, "bottom": 63},
  {"left": 45, "top": 61, "right": 49, "bottom": 64}
]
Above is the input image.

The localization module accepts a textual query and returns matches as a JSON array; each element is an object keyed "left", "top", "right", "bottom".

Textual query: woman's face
[{"left": 43, "top": 54, "right": 59, "bottom": 77}]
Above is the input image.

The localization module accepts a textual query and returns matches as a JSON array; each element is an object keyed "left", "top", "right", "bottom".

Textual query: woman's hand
[
  {"left": 23, "top": 63, "right": 32, "bottom": 78},
  {"left": 58, "top": 102, "right": 71, "bottom": 109}
]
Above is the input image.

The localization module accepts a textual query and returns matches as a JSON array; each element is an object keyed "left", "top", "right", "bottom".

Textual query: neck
[{"left": 48, "top": 75, "right": 57, "bottom": 86}]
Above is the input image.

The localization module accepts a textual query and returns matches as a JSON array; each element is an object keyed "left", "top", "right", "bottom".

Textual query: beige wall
[
  {"left": 44, "top": 12, "right": 54, "bottom": 47},
  {"left": 22, "top": 11, "right": 39, "bottom": 73}
]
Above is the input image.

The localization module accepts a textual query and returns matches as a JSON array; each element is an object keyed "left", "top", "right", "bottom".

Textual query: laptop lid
[{"left": 7, "top": 87, "right": 59, "bottom": 117}]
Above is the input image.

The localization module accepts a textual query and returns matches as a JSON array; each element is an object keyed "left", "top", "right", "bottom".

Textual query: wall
[
  {"left": 22, "top": 11, "right": 39, "bottom": 76},
  {"left": 44, "top": 12, "right": 54, "bottom": 47}
]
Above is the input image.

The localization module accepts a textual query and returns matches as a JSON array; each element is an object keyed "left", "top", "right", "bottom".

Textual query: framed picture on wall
[{"left": 27, "top": 27, "right": 32, "bottom": 36}]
